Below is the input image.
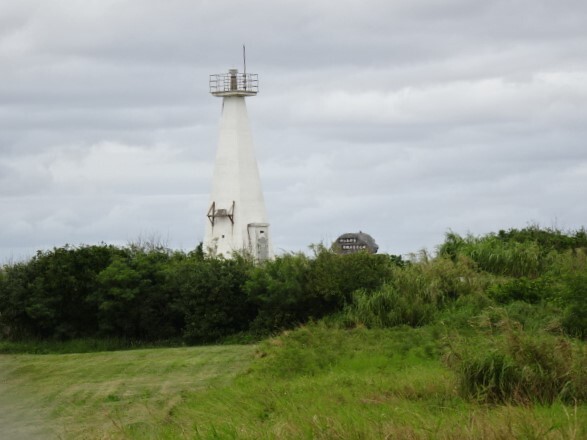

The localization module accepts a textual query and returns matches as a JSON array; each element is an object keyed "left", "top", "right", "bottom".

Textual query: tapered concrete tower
[{"left": 204, "top": 69, "right": 272, "bottom": 260}]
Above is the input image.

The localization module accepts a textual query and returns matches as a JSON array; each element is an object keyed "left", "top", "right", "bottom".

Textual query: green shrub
[
  {"left": 169, "top": 255, "right": 255, "bottom": 344},
  {"left": 561, "top": 272, "right": 587, "bottom": 339},
  {"left": 436, "top": 293, "right": 494, "bottom": 332},
  {"left": 245, "top": 248, "right": 394, "bottom": 333},
  {"left": 343, "top": 253, "right": 496, "bottom": 329},
  {"left": 540, "top": 248, "right": 587, "bottom": 338},
  {"left": 441, "top": 227, "right": 587, "bottom": 261},
  {"left": 496, "top": 226, "right": 587, "bottom": 252},
  {"left": 89, "top": 247, "right": 184, "bottom": 340},
  {"left": 439, "top": 227, "right": 587, "bottom": 279},
  {"left": 440, "top": 232, "right": 549, "bottom": 278},
  {"left": 345, "top": 284, "right": 436, "bottom": 328},
  {"left": 487, "top": 276, "right": 558, "bottom": 304},
  {"left": 391, "top": 255, "right": 489, "bottom": 306},
  {"left": 0, "top": 245, "right": 124, "bottom": 339},
  {"left": 446, "top": 317, "right": 586, "bottom": 404},
  {"left": 244, "top": 253, "right": 312, "bottom": 332},
  {"left": 306, "top": 246, "right": 394, "bottom": 306},
  {"left": 467, "top": 239, "right": 544, "bottom": 278},
  {"left": 502, "top": 301, "right": 563, "bottom": 333}
]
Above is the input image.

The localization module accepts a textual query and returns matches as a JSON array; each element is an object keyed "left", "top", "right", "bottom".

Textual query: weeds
[
  {"left": 445, "top": 313, "right": 586, "bottom": 405},
  {"left": 345, "top": 284, "right": 436, "bottom": 328}
]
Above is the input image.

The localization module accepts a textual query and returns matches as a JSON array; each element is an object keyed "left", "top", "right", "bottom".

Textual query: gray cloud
[{"left": 1, "top": 0, "right": 586, "bottom": 262}]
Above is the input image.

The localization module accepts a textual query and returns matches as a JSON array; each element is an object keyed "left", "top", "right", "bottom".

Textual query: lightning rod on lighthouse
[{"left": 203, "top": 62, "right": 273, "bottom": 261}]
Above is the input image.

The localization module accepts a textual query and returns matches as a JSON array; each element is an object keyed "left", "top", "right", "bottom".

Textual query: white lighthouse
[{"left": 203, "top": 68, "right": 273, "bottom": 261}]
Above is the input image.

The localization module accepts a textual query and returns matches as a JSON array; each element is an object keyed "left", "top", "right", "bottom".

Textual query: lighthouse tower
[{"left": 203, "top": 68, "right": 272, "bottom": 261}]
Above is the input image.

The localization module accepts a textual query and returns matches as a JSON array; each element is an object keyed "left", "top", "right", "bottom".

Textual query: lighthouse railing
[{"left": 209, "top": 73, "right": 259, "bottom": 94}]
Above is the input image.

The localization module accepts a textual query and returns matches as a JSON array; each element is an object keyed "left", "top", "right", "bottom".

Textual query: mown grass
[
  {"left": 2, "top": 325, "right": 585, "bottom": 439},
  {"left": 0, "top": 345, "right": 255, "bottom": 439}
]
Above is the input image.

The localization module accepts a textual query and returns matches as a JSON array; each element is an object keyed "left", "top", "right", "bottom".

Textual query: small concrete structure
[{"left": 203, "top": 69, "right": 272, "bottom": 261}]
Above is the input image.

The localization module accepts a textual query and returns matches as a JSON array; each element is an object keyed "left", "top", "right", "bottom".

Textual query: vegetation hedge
[{"left": 1, "top": 226, "right": 586, "bottom": 347}]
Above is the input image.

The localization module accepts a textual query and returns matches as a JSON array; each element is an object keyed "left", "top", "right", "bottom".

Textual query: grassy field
[
  {"left": 1, "top": 325, "right": 585, "bottom": 439},
  {"left": 0, "top": 345, "right": 255, "bottom": 439}
]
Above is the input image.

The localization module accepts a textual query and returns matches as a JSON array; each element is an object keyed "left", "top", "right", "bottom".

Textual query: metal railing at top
[{"left": 209, "top": 72, "right": 259, "bottom": 94}]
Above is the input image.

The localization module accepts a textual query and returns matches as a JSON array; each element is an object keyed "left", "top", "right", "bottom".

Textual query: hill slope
[{"left": 1, "top": 327, "right": 585, "bottom": 439}]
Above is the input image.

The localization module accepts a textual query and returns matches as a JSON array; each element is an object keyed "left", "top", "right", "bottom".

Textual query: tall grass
[
  {"left": 441, "top": 233, "right": 552, "bottom": 278},
  {"left": 342, "top": 255, "right": 495, "bottom": 329},
  {"left": 392, "top": 254, "right": 494, "bottom": 304},
  {"left": 344, "top": 284, "right": 436, "bottom": 328},
  {"left": 445, "top": 314, "right": 587, "bottom": 405}
]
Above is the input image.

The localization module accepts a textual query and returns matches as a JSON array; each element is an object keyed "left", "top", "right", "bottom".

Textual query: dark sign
[{"left": 333, "top": 232, "right": 378, "bottom": 254}]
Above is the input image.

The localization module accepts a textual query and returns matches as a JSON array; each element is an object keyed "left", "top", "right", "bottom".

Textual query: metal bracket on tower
[{"left": 207, "top": 201, "right": 235, "bottom": 226}]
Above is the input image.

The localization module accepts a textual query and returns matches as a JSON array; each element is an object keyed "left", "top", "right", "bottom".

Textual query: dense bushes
[
  {"left": 170, "top": 254, "right": 255, "bottom": 343},
  {"left": 562, "top": 272, "right": 587, "bottom": 339},
  {"left": 0, "top": 245, "right": 124, "bottom": 339},
  {"left": 1, "top": 226, "right": 586, "bottom": 345},
  {"left": 0, "top": 243, "right": 401, "bottom": 342},
  {"left": 487, "top": 276, "right": 557, "bottom": 304},
  {"left": 245, "top": 248, "right": 394, "bottom": 331},
  {"left": 244, "top": 253, "right": 312, "bottom": 331},
  {"left": 91, "top": 247, "right": 185, "bottom": 340}
]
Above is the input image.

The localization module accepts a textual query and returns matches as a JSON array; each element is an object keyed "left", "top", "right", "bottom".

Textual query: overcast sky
[{"left": 1, "top": 0, "right": 586, "bottom": 262}]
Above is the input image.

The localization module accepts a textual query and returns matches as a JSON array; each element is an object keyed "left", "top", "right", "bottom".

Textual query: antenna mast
[{"left": 243, "top": 45, "right": 247, "bottom": 90}]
